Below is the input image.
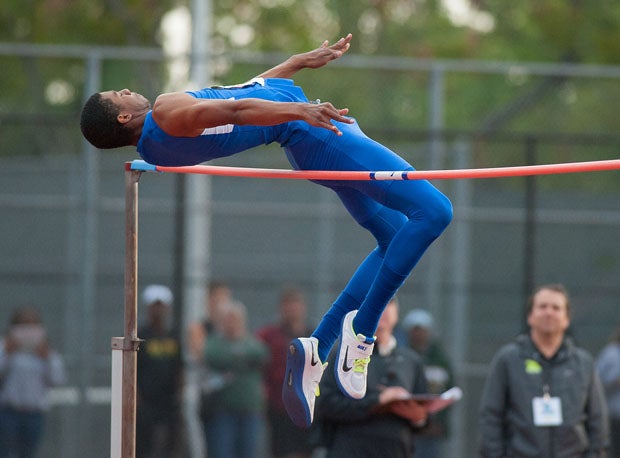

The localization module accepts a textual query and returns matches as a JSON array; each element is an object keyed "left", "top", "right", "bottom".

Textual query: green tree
[{"left": 0, "top": 0, "right": 178, "bottom": 45}]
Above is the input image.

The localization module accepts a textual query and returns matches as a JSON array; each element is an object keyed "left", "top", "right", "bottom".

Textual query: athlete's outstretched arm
[
  {"left": 256, "top": 33, "right": 352, "bottom": 79},
  {"left": 152, "top": 92, "right": 353, "bottom": 137}
]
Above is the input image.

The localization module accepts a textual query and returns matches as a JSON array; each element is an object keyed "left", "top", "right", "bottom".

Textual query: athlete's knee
[
  {"left": 415, "top": 192, "right": 452, "bottom": 237},
  {"left": 429, "top": 193, "right": 453, "bottom": 232}
]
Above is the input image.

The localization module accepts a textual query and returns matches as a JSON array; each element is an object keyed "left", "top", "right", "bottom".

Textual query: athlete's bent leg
[
  {"left": 353, "top": 178, "right": 452, "bottom": 337},
  {"left": 331, "top": 179, "right": 452, "bottom": 398},
  {"left": 311, "top": 189, "right": 406, "bottom": 362}
]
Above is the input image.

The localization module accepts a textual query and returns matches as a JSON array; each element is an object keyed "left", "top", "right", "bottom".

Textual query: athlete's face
[{"left": 100, "top": 88, "right": 151, "bottom": 114}]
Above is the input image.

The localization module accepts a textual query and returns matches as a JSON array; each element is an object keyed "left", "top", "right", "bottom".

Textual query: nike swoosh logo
[
  {"left": 341, "top": 346, "right": 353, "bottom": 372},
  {"left": 311, "top": 344, "right": 319, "bottom": 366}
]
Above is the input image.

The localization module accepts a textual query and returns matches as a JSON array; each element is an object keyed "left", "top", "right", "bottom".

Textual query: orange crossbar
[{"left": 146, "top": 158, "right": 620, "bottom": 180}]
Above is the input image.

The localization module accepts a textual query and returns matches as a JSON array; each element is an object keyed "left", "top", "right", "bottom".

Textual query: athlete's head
[{"left": 80, "top": 89, "right": 150, "bottom": 149}]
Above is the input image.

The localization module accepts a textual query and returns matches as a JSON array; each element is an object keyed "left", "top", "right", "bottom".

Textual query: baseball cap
[
  {"left": 403, "top": 309, "right": 434, "bottom": 330},
  {"left": 142, "top": 284, "right": 173, "bottom": 306}
]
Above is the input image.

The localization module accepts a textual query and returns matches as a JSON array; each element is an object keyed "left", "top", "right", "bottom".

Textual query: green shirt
[{"left": 204, "top": 333, "right": 268, "bottom": 413}]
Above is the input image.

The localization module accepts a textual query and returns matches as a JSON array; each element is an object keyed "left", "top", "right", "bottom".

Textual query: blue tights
[
  {"left": 312, "top": 183, "right": 452, "bottom": 361},
  {"left": 285, "top": 121, "right": 453, "bottom": 362}
]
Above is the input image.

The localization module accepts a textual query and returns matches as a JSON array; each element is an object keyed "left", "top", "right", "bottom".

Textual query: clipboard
[
  {"left": 378, "top": 386, "right": 463, "bottom": 415},
  {"left": 407, "top": 386, "right": 463, "bottom": 414}
]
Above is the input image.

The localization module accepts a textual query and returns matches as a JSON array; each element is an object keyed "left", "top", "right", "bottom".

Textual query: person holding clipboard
[{"left": 316, "top": 297, "right": 460, "bottom": 458}]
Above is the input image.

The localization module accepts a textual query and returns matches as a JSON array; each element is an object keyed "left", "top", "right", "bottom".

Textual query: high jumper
[{"left": 80, "top": 33, "right": 452, "bottom": 429}]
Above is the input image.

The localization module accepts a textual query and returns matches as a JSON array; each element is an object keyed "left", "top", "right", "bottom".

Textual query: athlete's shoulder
[{"left": 153, "top": 91, "right": 194, "bottom": 108}]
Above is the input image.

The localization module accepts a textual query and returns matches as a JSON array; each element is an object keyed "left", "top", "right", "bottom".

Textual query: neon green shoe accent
[
  {"left": 353, "top": 356, "right": 371, "bottom": 373},
  {"left": 314, "top": 362, "right": 328, "bottom": 396}
]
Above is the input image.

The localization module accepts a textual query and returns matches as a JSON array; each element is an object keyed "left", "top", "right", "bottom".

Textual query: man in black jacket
[
  {"left": 479, "top": 284, "right": 609, "bottom": 458},
  {"left": 316, "top": 297, "right": 429, "bottom": 458}
]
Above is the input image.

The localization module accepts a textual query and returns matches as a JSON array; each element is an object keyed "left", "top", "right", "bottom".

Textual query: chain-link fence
[{"left": 1, "top": 43, "right": 620, "bottom": 457}]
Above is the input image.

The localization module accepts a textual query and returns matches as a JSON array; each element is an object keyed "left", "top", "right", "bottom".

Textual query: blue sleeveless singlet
[{"left": 137, "top": 78, "right": 310, "bottom": 166}]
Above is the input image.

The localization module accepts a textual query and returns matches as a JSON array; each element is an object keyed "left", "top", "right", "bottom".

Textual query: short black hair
[{"left": 80, "top": 93, "right": 134, "bottom": 149}]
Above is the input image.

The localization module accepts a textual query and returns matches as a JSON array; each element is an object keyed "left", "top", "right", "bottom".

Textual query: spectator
[
  {"left": 596, "top": 324, "right": 620, "bottom": 458},
  {"left": 185, "top": 280, "right": 233, "bottom": 452},
  {"left": 479, "top": 284, "right": 609, "bottom": 458},
  {"left": 136, "top": 285, "right": 184, "bottom": 458},
  {"left": 188, "top": 280, "right": 233, "bottom": 362},
  {"left": 316, "top": 297, "right": 428, "bottom": 458},
  {"left": 256, "top": 286, "right": 315, "bottom": 458},
  {"left": 0, "top": 306, "right": 66, "bottom": 458},
  {"left": 402, "top": 308, "right": 453, "bottom": 458},
  {"left": 203, "top": 301, "right": 268, "bottom": 458}
]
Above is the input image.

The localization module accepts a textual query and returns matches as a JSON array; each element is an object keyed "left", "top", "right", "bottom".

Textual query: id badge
[{"left": 532, "top": 396, "right": 563, "bottom": 426}]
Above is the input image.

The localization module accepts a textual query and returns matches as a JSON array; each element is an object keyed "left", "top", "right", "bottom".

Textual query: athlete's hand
[
  {"left": 301, "top": 101, "right": 353, "bottom": 135},
  {"left": 257, "top": 34, "right": 352, "bottom": 79},
  {"left": 293, "top": 33, "right": 352, "bottom": 69}
]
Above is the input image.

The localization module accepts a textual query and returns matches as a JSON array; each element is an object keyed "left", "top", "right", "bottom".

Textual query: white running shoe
[
  {"left": 335, "top": 310, "right": 375, "bottom": 399},
  {"left": 282, "top": 337, "right": 326, "bottom": 428}
]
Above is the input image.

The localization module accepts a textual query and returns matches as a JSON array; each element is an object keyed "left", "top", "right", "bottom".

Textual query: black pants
[
  {"left": 610, "top": 417, "right": 620, "bottom": 458},
  {"left": 136, "top": 403, "right": 182, "bottom": 458}
]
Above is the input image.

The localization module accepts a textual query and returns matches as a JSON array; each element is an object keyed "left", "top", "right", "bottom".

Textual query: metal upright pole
[
  {"left": 185, "top": 4, "right": 213, "bottom": 455},
  {"left": 111, "top": 164, "right": 142, "bottom": 458},
  {"left": 185, "top": 0, "right": 213, "bottom": 328}
]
